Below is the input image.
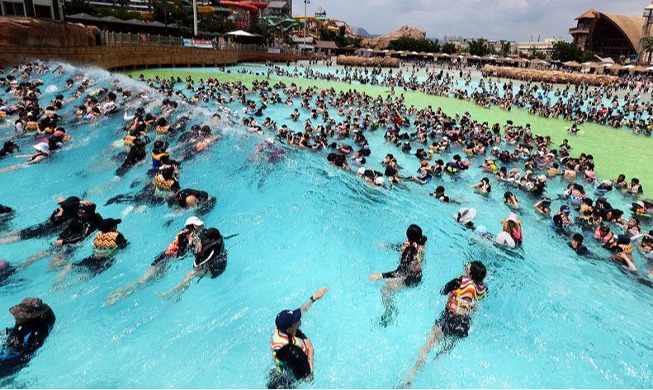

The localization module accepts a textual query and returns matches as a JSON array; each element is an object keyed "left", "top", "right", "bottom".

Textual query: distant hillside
[{"left": 350, "top": 25, "right": 371, "bottom": 37}]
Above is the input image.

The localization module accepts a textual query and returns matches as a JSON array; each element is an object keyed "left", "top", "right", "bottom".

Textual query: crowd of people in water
[
  {"left": 0, "top": 58, "right": 652, "bottom": 387},
  {"left": 253, "top": 59, "right": 653, "bottom": 135}
]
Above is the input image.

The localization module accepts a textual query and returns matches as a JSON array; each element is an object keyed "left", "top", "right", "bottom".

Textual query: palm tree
[{"left": 642, "top": 36, "right": 653, "bottom": 65}]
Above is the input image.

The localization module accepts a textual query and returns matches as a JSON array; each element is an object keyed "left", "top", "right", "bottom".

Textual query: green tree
[
  {"left": 386, "top": 36, "right": 440, "bottom": 52},
  {"left": 528, "top": 47, "right": 547, "bottom": 60},
  {"left": 501, "top": 41, "right": 511, "bottom": 56},
  {"left": 550, "top": 41, "right": 584, "bottom": 62},
  {"left": 441, "top": 42, "right": 456, "bottom": 54},
  {"left": 642, "top": 36, "right": 653, "bottom": 64},
  {"left": 467, "top": 38, "right": 489, "bottom": 56},
  {"left": 63, "top": 0, "right": 95, "bottom": 16}
]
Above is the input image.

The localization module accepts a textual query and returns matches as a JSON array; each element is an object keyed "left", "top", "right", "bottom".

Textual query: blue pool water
[{"left": 0, "top": 62, "right": 652, "bottom": 388}]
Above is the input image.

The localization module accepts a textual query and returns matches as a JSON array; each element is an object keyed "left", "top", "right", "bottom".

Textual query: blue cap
[{"left": 275, "top": 308, "right": 302, "bottom": 331}]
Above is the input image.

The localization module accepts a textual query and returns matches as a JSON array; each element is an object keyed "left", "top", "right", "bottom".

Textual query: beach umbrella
[{"left": 227, "top": 30, "right": 255, "bottom": 37}]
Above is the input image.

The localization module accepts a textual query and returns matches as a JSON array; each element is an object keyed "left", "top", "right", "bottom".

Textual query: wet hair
[
  {"left": 469, "top": 261, "right": 486, "bottom": 284},
  {"left": 406, "top": 224, "right": 427, "bottom": 245},
  {"left": 435, "top": 186, "right": 445, "bottom": 193},
  {"left": 572, "top": 233, "right": 584, "bottom": 243}
]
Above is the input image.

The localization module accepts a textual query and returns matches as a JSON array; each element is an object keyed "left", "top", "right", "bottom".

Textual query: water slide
[{"left": 218, "top": 0, "right": 267, "bottom": 20}]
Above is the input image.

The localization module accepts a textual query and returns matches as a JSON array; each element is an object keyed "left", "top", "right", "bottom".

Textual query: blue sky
[{"left": 292, "top": 0, "right": 646, "bottom": 42}]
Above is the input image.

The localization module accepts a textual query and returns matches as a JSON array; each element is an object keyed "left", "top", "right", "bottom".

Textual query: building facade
[
  {"left": 1, "top": 0, "right": 62, "bottom": 20},
  {"left": 569, "top": 6, "right": 648, "bottom": 61}
]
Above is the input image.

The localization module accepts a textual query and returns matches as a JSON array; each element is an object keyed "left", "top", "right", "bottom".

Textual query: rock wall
[
  {"left": 0, "top": 17, "right": 99, "bottom": 47},
  {"left": 361, "top": 26, "right": 426, "bottom": 49},
  {"left": 482, "top": 65, "right": 618, "bottom": 86}
]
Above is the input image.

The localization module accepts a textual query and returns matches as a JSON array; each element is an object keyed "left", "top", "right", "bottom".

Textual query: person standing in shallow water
[
  {"left": 1, "top": 298, "right": 56, "bottom": 377},
  {"left": 369, "top": 224, "right": 427, "bottom": 326},
  {"left": 268, "top": 287, "right": 328, "bottom": 389},
  {"left": 402, "top": 261, "right": 488, "bottom": 387}
]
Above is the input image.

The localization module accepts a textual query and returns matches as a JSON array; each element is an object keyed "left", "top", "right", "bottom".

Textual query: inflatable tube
[{"left": 495, "top": 231, "right": 515, "bottom": 248}]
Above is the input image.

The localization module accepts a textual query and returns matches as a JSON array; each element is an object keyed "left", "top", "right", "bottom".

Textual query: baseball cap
[
  {"left": 275, "top": 308, "right": 301, "bottom": 330},
  {"left": 184, "top": 216, "right": 204, "bottom": 227}
]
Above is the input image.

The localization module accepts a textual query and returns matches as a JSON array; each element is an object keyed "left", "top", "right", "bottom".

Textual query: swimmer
[
  {"left": 0, "top": 204, "right": 15, "bottom": 225},
  {"left": 0, "top": 197, "right": 93, "bottom": 244},
  {"left": 469, "top": 177, "right": 492, "bottom": 194},
  {"left": 1, "top": 298, "right": 56, "bottom": 378},
  {"left": 0, "top": 259, "right": 17, "bottom": 286},
  {"left": 369, "top": 225, "right": 427, "bottom": 326},
  {"left": 166, "top": 189, "right": 216, "bottom": 216},
  {"left": 605, "top": 234, "right": 637, "bottom": 271},
  {"left": 21, "top": 203, "right": 103, "bottom": 270},
  {"left": 453, "top": 208, "right": 476, "bottom": 229},
  {"left": 473, "top": 225, "right": 493, "bottom": 241},
  {"left": 0, "top": 143, "right": 50, "bottom": 173},
  {"left": 115, "top": 137, "right": 146, "bottom": 177},
  {"left": 356, "top": 167, "right": 386, "bottom": 187},
  {"left": 106, "top": 216, "right": 204, "bottom": 305},
  {"left": 534, "top": 197, "right": 551, "bottom": 214},
  {"left": 503, "top": 191, "right": 519, "bottom": 209},
  {"left": 429, "top": 185, "right": 450, "bottom": 203},
  {"left": 501, "top": 213, "right": 523, "bottom": 247},
  {"left": 158, "top": 227, "right": 227, "bottom": 298},
  {"left": 402, "top": 261, "right": 487, "bottom": 387},
  {"left": 267, "top": 287, "right": 328, "bottom": 389},
  {"left": 569, "top": 233, "right": 589, "bottom": 255},
  {"left": 55, "top": 218, "right": 128, "bottom": 285},
  {"left": 0, "top": 141, "right": 19, "bottom": 158},
  {"left": 552, "top": 205, "right": 572, "bottom": 233}
]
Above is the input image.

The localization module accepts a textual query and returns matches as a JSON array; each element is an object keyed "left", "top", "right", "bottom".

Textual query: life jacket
[
  {"left": 151, "top": 151, "right": 169, "bottom": 170},
  {"left": 25, "top": 121, "right": 39, "bottom": 131},
  {"left": 164, "top": 229, "right": 197, "bottom": 257},
  {"left": 123, "top": 134, "right": 136, "bottom": 147},
  {"left": 554, "top": 211, "right": 571, "bottom": 228},
  {"left": 618, "top": 242, "right": 633, "bottom": 254},
  {"left": 154, "top": 173, "right": 175, "bottom": 192},
  {"left": 93, "top": 231, "right": 120, "bottom": 257},
  {"left": 445, "top": 276, "right": 487, "bottom": 317},
  {"left": 270, "top": 329, "right": 308, "bottom": 368},
  {"left": 594, "top": 227, "right": 613, "bottom": 244}
]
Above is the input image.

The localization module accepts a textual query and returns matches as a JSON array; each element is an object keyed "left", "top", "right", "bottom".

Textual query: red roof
[{"left": 575, "top": 8, "right": 598, "bottom": 20}]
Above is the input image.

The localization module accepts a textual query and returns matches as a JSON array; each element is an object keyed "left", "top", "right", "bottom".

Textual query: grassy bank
[{"left": 124, "top": 68, "right": 653, "bottom": 194}]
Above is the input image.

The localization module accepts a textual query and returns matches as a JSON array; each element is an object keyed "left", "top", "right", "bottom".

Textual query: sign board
[
  {"left": 193, "top": 39, "right": 213, "bottom": 49},
  {"left": 267, "top": 48, "right": 281, "bottom": 54},
  {"left": 182, "top": 39, "right": 213, "bottom": 49}
]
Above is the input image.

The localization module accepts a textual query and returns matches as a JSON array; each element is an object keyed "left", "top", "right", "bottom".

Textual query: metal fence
[{"left": 99, "top": 31, "right": 300, "bottom": 55}]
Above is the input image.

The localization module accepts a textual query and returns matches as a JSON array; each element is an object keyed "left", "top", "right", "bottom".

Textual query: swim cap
[
  {"left": 475, "top": 225, "right": 487, "bottom": 235},
  {"left": 374, "top": 176, "right": 385, "bottom": 186},
  {"left": 357, "top": 167, "right": 366, "bottom": 175},
  {"left": 560, "top": 205, "right": 571, "bottom": 213}
]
